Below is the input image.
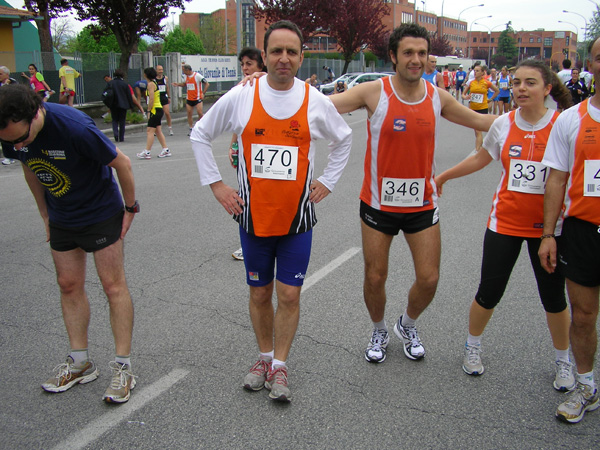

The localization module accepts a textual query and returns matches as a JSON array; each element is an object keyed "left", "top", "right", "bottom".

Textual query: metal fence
[{"left": 0, "top": 50, "right": 394, "bottom": 108}]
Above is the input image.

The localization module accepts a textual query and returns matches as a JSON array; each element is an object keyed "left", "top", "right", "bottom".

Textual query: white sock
[
  {"left": 69, "top": 349, "right": 89, "bottom": 366},
  {"left": 577, "top": 371, "right": 595, "bottom": 389},
  {"left": 272, "top": 358, "right": 286, "bottom": 369},
  {"left": 401, "top": 311, "right": 416, "bottom": 328},
  {"left": 555, "top": 348, "right": 570, "bottom": 362},
  {"left": 373, "top": 319, "right": 387, "bottom": 331},
  {"left": 115, "top": 355, "right": 131, "bottom": 369},
  {"left": 162, "top": 147, "right": 169, "bottom": 152},
  {"left": 260, "top": 350, "right": 274, "bottom": 360},
  {"left": 467, "top": 333, "right": 482, "bottom": 347}
]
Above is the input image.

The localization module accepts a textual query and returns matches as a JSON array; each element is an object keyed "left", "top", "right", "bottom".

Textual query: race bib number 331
[
  {"left": 381, "top": 177, "right": 425, "bottom": 207},
  {"left": 251, "top": 143, "right": 298, "bottom": 180}
]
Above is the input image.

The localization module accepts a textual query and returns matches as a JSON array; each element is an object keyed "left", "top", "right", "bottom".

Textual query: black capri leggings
[{"left": 475, "top": 229, "right": 567, "bottom": 313}]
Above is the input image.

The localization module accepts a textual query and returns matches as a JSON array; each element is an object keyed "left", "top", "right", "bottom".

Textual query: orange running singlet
[
  {"left": 238, "top": 82, "right": 314, "bottom": 237},
  {"left": 360, "top": 77, "right": 440, "bottom": 213},
  {"left": 488, "top": 110, "right": 559, "bottom": 237}
]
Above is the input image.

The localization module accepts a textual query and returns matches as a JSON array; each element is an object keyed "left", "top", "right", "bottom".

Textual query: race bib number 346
[
  {"left": 251, "top": 144, "right": 298, "bottom": 180},
  {"left": 381, "top": 177, "right": 425, "bottom": 207}
]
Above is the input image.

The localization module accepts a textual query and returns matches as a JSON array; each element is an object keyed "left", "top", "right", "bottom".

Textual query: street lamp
[
  {"left": 458, "top": 4, "right": 485, "bottom": 22},
  {"left": 563, "top": 10, "right": 588, "bottom": 61},
  {"left": 474, "top": 22, "right": 493, "bottom": 66},
  {"left": 468, "top": 15, "right": 492, "bottom": 58},
  {"left": 558, "top": 21, "right": 580, "bottom": 61}
]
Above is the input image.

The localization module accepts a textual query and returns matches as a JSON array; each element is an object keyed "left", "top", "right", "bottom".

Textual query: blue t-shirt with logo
[
  {"left": 3, "top": 103, "right": 122, "bottom": 227},
  {"left": 455, "top": 70, "right": 467, "bottom": 85}
]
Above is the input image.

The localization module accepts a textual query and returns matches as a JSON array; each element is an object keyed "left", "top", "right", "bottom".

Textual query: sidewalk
[{"left": 91, "top": 97, "right": 218, "bottom": 136}]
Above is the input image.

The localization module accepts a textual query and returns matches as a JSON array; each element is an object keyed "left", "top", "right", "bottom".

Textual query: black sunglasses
[{"left": 0, "top": 122, "right": 31, "bottom": 146}]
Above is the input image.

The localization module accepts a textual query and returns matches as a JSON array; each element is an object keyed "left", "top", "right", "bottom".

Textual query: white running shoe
[
  {"left": 136, "top": 151, "right": 151, "bottom": 160},
  {"left": 158, "top": 149, "right": 172, "bottom": 158},
  {"left": 394, "top": 315, "right": 425, "bottom": 360}
]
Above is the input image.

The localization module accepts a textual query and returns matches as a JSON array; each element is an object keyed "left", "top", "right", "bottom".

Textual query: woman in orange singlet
[{"left": 436, "top": 60, "right": 574, "bottom": 389}]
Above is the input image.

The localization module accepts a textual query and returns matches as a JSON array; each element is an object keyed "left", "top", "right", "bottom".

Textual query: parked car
[
  {"left": 346, "top": 72, "right": 389, "bottom": 89},
  {"left": 319, "top": 72, "right": 361, "bottom": 95}
]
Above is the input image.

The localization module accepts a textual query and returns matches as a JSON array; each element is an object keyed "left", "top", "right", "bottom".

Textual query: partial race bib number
[
  {"left": 584, "top": 160, "right": 600, "bottom": 197},
  {"left": 508, "top": 160, "right": 548, "bottom": 194},
  {"left": 186, "top": 83, "right": 195, "bottom": 91},
  {"left": 499, "top": 81, "right": 508, "bottom": 89},
  {"left": 158, "top": 84, "right": 166, "bottom": 92},
  {"left": 381, "top": 177, "right": 425, "bottom": 207},
  {"left": 251, "top": 144, "right": 298, "bottom": 180},
  {"left": 470, "top": 93, "right": 484, "bottom": 103}
]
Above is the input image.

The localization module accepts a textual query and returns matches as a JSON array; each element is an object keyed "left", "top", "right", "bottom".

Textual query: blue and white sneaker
[
  {"left": 394, "top": 315, "right": 425, "bottom": 360},
  {"left": 365, "top": 328, "right": 390, "bottom": 363}
]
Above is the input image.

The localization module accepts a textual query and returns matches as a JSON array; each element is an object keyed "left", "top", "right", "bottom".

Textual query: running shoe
[
  {"left": 463, "top": 342, "right": 484, "bottom": 375},
  {"left": 41, "top": 356, "right": 98, "bottom": 393},
  {"left": 232, "top": 248, "right": 244, "bottom": 261},
  {"left": 187, "top": 128, "right": 192, "bottom": 136},
  {"left": 243, "top": 356, "right": 271, "bottom": 391},
  {"left": 136, "top": 151, "right": 151, "bottom": 160},
  {"left": 265, "top": 366, "right": 291, "bottom": 402},
  {"left": 556, "top": 382, "right": 599, "bottom": 423},
  {"left": 394, "top": 315, "right": 425, "bottom": 360},
  {"left": 553, "top": 360, "right": 576, "bottom": 392},
  {"left": 103, "top": 361, "right": 136, "bottom": 403},
  {"left": 365, "top": 328, "right": 390, "bottom": 363},
  {"left": 2, "top": 158, "right": 15, "bottom": 165},
  {"left": 158, "top": 148, "right": 172, "bottom": 158},
  {"left": 169, "top": 128, "right": 174, "bottom": 136}
]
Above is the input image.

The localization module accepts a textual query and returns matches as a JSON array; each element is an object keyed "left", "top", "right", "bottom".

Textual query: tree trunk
[{"left": 26, "top": 2, "right": 56, "bottom": 70}]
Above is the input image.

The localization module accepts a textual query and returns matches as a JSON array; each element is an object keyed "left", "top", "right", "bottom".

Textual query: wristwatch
[{"left": 125, "top": 200, "right": 140, "bottom": 213}]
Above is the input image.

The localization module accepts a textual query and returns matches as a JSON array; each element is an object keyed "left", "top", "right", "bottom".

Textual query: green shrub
[{"left": 103, "top": 111, "right": 146, "bottom": 124}]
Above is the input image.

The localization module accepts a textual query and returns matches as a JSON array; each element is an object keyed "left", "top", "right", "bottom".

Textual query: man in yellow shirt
[{"left": 58, "top": 58, "right": 80, "bottom": 107}]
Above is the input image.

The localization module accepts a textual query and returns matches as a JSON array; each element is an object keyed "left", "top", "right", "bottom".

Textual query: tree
[
  {"left": 24, "top": 0, "right": 70, "bottom": 69},
  {"left": 69, "top": 0, "right": 185, "bottom": 74},
  {"left": 326, "top": 0, "right": 388, "bottom": 74},
  {"left": 198, "top": 15, "right": 235, "bottom": 55},
  {"left": 587, "top": 5, "right": 600, "bottom": 43},
  {"left": 253, "top": 0, "right": 334, "bottom": 39},
  {"left": 50, "top": 16, "right": 75, "bottom": 53},
  {"left": 430, "top": 32, "right": 453, "bottom": 57},
  {"left": 495, "top": 25, "right": 518, "bottom": 67},
  {"left": 71, "top": 25, "right": 120, "bottom": 53},
  {"left": 163, "top": 26, "right": 205, "bottom": 55}
]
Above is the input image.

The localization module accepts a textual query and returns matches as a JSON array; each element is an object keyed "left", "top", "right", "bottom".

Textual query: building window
[
  {"left": 402, "top": 12, "right": 413, "bottom": 23},
  {"left": 482, "top": 37, "right": 487, "bottom": 43},
  {"left": 491, "top": 38, "right": 495, "bottom": 43},
  {"left": 566, "top": 36, "right": 570, "bottom": 45},
  {"left": 544, "top": 37, "right": 552, "bottom": 46},
  {"left": 473, "top": 37, "right": 477, "bottom": 43}
]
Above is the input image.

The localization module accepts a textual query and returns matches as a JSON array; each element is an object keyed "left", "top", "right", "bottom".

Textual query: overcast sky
[{"left": 7, "top": 0, "right": 599, "bottom": 39}]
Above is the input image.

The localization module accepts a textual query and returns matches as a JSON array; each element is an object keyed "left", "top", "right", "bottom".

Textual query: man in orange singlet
[
  {"left": 539, "top": 36, "right": 600, "bottom": 424},
  {"left": 190, "top": 20, "right": 352, "bottom": 403},
  {"left": 330, "top": 23, "right": 495, "bottom": 365},
  {"left": 172, "top": 64, "right": 209, "bottom": 135}
]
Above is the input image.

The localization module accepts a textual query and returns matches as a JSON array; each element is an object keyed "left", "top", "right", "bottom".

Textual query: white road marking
[
  {"left": 302, "top": 247, "right": 361, "bottom": 292},
  {"left": 52, "top": 368, "right": 190, "bottom": 450}
]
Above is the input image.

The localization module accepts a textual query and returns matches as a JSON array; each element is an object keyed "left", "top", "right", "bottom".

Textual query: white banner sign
[{"left": 181, "top": 55, "right": 238, "bottom": 82}]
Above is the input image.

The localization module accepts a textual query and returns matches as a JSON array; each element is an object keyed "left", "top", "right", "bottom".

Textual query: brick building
[{"left": 179, "top": 0, "right": 577, "bottom": 69}]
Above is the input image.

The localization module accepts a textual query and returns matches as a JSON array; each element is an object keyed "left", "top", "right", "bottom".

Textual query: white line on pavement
[
  {"left": 51, "top": 368, "right": 190, "bottom": 450},
  {"left": 301, "top": 247, "right": 361, "bottom": 292}
]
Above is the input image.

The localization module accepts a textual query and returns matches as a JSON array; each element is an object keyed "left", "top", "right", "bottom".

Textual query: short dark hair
[
  {"left": 28, "top": 63, "right": 39, "bottom": 72},
  {"left": 144, "top": 67, "right": 157, "bottom": 80},
  {"left": 562, "top": 59, "right": 572, "bottom": 69},
  {"left": 0, "top": 84, "right": 42, "bottom": 130},
  {"left": 264, "top": 20, "right": 303, "bottom": 52},
  {"left": 113, "top": 69, "right": 125, "bottom": 78},
  {"left": 238, "top": 47, "right": 264, "bottom": 70},
  {"left": 388, "top": 23, "right": 430, "bottom": 60},
  {"left": 60, "top": 58, "right": 68, "bottom": 65},
  {"left": 587, "top": 36, "right": 600, "bottom": 59}
]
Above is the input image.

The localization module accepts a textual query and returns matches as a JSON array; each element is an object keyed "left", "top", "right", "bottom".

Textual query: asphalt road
[{"left": 1, "top": 105, "right": 598, "bottom": 449}]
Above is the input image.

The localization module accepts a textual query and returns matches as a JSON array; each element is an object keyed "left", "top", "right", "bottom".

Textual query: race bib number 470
[
  {"left": 251, "top": 144, "right": 298, "bottom": 180},
  {"left": 381, "top": 177, "right": 425, "bottom": 207},
  {"left": 584, "top": 160, "right": 600, "bottom": 197}
]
